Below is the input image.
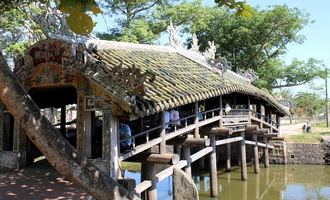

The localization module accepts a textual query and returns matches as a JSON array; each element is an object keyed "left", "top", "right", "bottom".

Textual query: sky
[{"left": 94, "top": 0, "right": 330, "bottom": 95}]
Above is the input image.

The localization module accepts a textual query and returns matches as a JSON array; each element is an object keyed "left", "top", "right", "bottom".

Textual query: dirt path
[
  {"left": 0, "top": 160, "right": 87, "bottom": 200},
  {"left": 280, "top": 123, "right": 304, "bottom": 135}
]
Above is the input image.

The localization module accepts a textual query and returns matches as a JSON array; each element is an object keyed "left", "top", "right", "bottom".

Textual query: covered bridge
[{"left": 0, "top": 39, "right": 289, "bottom": 199}]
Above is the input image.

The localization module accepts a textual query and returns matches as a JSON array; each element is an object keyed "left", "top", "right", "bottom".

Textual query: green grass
[
  {"left": 285, "top": 125, "right": 330, "bottom": 143},
  {"left": 120, "top": 161, "right": 141, "bottom": 171}
]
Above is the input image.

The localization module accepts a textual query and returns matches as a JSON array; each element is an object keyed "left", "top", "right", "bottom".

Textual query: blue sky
[{"left": 94, "top": 0, "right": 330, "bottom": 95}]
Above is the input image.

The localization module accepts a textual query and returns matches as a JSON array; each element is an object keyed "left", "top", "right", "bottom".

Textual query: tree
[
  {"left": 293, "top": 92, "right": 325, "bottom": 119},
  {"left": 188, "top": 4, "right": 324, "bottom": 91}
]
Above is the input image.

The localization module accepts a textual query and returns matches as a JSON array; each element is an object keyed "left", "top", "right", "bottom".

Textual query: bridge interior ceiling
[{"left": 28, "top": 86, "right": 77, "bottom": 109}]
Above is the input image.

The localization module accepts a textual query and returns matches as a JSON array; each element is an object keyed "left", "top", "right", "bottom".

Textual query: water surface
[{"left": 124, "top": 165, "right": 330, "bottom": 200}]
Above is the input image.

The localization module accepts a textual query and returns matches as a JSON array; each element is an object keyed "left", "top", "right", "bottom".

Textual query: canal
[{"left": 124, "top": 164, "right": 330, "bottom": 199}]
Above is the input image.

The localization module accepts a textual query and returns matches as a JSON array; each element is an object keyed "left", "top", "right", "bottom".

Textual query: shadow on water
[{"left": 124, "top": 165, "right": 330, "bottom": 200}]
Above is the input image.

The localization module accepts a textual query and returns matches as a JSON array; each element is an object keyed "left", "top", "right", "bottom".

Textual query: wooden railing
[
  {"left": 120, "top": 108, "right": 278, "bottom": 159},
  {"left": 250, "top": 110, "right": 278, "bottom": 131}
]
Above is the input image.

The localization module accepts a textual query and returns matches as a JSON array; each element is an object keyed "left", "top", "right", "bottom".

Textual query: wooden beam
[
  {"left": 117, "top": 179, "right": 136, "bottom": 191},
  {"left": 245, "top": 125, "right": 259, "bottom": 133},
  {"left": 126, "top": 153, "right": 179, "bottom": 165},
  {"left": 215, "top": 136, "right": 243, "bottom": 146},
  {"left": 167, "top": 137, "right": 210, "bottom": 146},
  {"left": 253, "top": 134, "right": 260, "bottom": 174},
  {"left": 209, "top": 134, "right": 218, "bottom": 197},
  {"left": 210, "top": 127, "right": 233, "bottom": 135}
]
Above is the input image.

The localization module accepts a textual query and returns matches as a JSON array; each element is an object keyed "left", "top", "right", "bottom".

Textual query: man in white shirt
[{"left": 163, "top": 111, "right": 170, "bottom": 130}]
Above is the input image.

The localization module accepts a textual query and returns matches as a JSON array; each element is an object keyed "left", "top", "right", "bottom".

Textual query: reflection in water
[{"left": 125, "top": 165, "right": 330, "bottom": 200}]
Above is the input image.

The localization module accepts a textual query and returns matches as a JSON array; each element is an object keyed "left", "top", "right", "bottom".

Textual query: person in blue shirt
[{"left": 119, "top": 123, "right": 132, "bottom": 151}]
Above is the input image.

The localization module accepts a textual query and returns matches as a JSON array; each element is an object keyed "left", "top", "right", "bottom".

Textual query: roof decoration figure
[
  {"left": 237, "top": 68, "right": 259, "bottom": 82},
  {"left": 33, "top": 3, "right": 96, "bottom": 43},
  {"left": 209, "top": 56, "right": 232, "bottom": 76},
  {"left": 203, "top": 41, "right": 216, "bottom": 61},
  {"left": 191, "top": 33, "right": 200, "bottom": 52},
  {"left": 167, "top": 21, "right": 182, "bottom": 48}
]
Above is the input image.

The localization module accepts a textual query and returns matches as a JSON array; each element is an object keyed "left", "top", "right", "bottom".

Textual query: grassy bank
[{"left": 285, "top": 123, "right": 330, "bottom": 143}]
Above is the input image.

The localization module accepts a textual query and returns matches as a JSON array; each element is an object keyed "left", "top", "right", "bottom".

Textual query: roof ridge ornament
[
  {"left": 167, "top": 21, "right": 182, "bottom": 48},
  {"left": 191, "top": 33, "right": 200, "bottom": 52},
  {"left": 33, "top": 3, "right": 96, "bottom": 43},
  {"left": 203, "top": 41, "right": 216, "bottom": 61},
  {"left": 209, "top": 56, "right": 232, "bottom": 76},
  {"left": 237, "top": 68, "right": 259, "bottom": 82},
  {"left": 87, "top": 60, "right": 156, "bottom": 97}
]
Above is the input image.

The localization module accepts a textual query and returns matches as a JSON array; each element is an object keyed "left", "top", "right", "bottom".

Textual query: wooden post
[
  {"left": 0, "top": 110, "right": 3, "bottom": 150},
  {"left": 255, "top": 173, "right": 260, "bottom": 199},
  {"left": 160, "top": 111, "right": 166, "bottom": 154},
  {"left": 219, "top": 96, "right": 223, "bottom": 127},
  {"left": 240, "top": 132, "right": 247, "bottom": 181},
  {"left": 13, "top": 120, "right": 26, "bottom": 168},
  {"left": 260, "top": 105, "right": 265, "bottom": 128},
  {"left": 102, "top": 109, "right": 120, "bottom": 179},
  {"left": 226, "top": 135, "right": 231, "bottom": 172},
  {"left": 263, "top": 137, "right": 270, "bottom": 168},
  {"left": 183, "top": 145, "right": 192, "bottom": 178},
  {"left": 256, "top": 103, "right": 261, "bottom": 117},
  {"left": 76, "top": 89, "right": 85, "bottom": 154},
  {"left": 209, "top": 134, "right": 218, "bottom": 197},
  {"left": 247, "top": 96, "right": 251, "bottom": 109},
  {"left": 194, "top": 101, "right": 200, "bottom": 138},
  {"left": 276, "top": 115, "right": 281, "bottom": 135},
  {"left": 84, "top": 111, "right": 92, "bottom": 157},
  {"left": 60, "top": 105, "right": 66, "bottom": 136},
  {"left": 146, "top": 163, "right": 157, "bottom": 200},
  {"left": 269, "top": 109, "right": 273, "bottom": 133},
  {"left": 253, "top": 133, "right": 260, "bottom": 174}
]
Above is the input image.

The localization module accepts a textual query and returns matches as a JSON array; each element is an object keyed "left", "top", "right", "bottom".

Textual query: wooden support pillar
[
  {"left": 240, "top": 132, "right": 247, "bottom": 181},
  {"left": 226, "top": 135, "right": 231, "bottom": 172},
  {"left": 76, "top": 89, "right": 85, "bottom": 154},
  {"left": 146, "top": 163, "right": 157, "bottom": 200},
  {"left": 13, "top": 120, "right": 26, "bottom": 168},
  {"left": 160, "top": 111, "right": 166, "bottom": 154},
  {"left": 84, "top": 111, "right": 92, "bottom": 157},
  {"left": 256, "top": 103, "right": 261, "bottom": 117},
  {"left": 276, "top": 115, "right": 281, "bottom": 135},
  {"left": 247, "top": 96, "right": 251, "bottom": 109},
  {"left": 194, "top": 101, "right": 200, "bottom": 138},
  {"left": 263, "top": 137, "right": 270, "bottom": 168},
  {"left": 183, "top": 145, "right": 192, "bottom": 178},
  {"left": 253, "top": 134, "right": 260, "bottom": 174},
  {"left": 209, "top": 134, "right": 218, "bottom": 197},
  {"left": 102, "top": 109, "right": 119, "bottom": 179},
  {"left": 0, "top": 110, "right": 3, "bottom": 150},
  {"left": 60, "top": 105, "right": 66, "bottom": 136},
  {"left": 219, "top": 96, "right": 223, "bottom": 127},
  {"left": 255, "top": 173, "right": 260, "bottom": 199},
  {"left": 260, "top": 105, "right": 265, "bottom": 128}
]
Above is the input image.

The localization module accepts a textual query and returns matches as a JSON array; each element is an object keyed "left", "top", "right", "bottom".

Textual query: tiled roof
[{"left": 86, "top": 40, "right": 289, "bottom": 117}]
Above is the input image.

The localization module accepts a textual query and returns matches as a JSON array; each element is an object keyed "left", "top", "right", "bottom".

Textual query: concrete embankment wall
[
  {"left": 285, "top": 143, "right": 325, "bottom": 164},
  {"left": 269, "top": 136, "right": 330, "bottom": 165}
]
